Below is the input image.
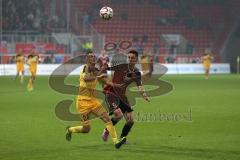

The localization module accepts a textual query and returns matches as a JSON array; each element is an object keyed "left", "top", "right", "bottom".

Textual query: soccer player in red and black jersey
[{"left": 102, "top": 50, "right": 150, "bottom": 145}]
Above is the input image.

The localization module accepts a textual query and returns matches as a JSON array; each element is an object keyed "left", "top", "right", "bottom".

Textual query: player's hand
[
  {"left": 97, "top": 73, "right": 107, "bottom": 79},
  {"left": 142, "top": 92, "right": 150, "bottom": 102},
  {"left": 100, "top": 65, "right": 108, "bottom": 72},
  {"left": 113, "top": 83, "right": 125, "bottom": 88}
]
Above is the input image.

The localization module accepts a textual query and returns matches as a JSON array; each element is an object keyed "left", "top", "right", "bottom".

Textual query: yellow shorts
[
  {"left": 17, "top": 64, "right": 24, "bottom": 72},
  {"left": 204, "top": 64, "right": 211, "bottom": 70},
  {"left": 30, "top": 68, "right": 37, "bottom": 76},
  {"left": 76, "top": 98, "right": 107, "bottom": 113},
  {"left": 76, "top": 98, "right": 107, "bottom": 125}
]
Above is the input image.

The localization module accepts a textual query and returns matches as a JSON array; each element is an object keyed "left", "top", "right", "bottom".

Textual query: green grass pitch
[{"left": 0, "top": 74, "right": 240, "bottom": 160}]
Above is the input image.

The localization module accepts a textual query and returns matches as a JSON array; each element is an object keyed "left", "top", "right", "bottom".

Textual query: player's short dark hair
[
  {"left": 28, "top": 54, "right": 34, "bottom": 58},
  {"left": 86, "top": 50, "right": 93, "bottom": 55},
  {"left": 128, "top": 50, "right": 138, "bottom": 58}
]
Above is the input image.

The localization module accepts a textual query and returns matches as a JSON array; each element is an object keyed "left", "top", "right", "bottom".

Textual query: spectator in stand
[
  {"left": 153, "top": 40, "right": 160, "bottom": 55},
  {"left": 43, "top": 56, "right": 51, "bottom": 64},
  {"left": 186, "top": 42, "right": 194, "bottom": 54},
  {"left": 83, "top": 12, "right": 91, "bottom": 23},
  {"left": 165, "top": 55, "right": 175, "bottom": 63},
  {"left": 170, "top": 42, "right": 178, "bottom": 55},
  {"left": 2, "top": 0, "right": 67, "bottom": 33}
]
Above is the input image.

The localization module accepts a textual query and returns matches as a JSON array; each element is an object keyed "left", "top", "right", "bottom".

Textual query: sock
[
  {"left": 105, "top": 122, "right": 118, "bottom": 144},
  {"left": 28, "top": 79, "right": 32, "bottom": 85},
  {"left": 21, "top": 75, "right": 24, "bottom": 82},
  {"left": 69, "top": 126, "right": 83, "bottom": 133},
  {"left": 29, "top": 78, "right": 33, "bottom": 87},
  {"left": 111, "top": 117, "right": 119, "bottom": 126},
  {"left": 120, "top": 123, "right": 134, "bottom": 138},
  {"left": 15, "top": 74, "right": 19, "bottom": 80}
]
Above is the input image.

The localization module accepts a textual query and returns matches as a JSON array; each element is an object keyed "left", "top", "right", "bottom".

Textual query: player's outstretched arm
[
  {"left": 138, "top": 85, "right": 150, "bottom": 102},
  {"left": 97, "top": 74, "right": 123, "bottom": 88}
]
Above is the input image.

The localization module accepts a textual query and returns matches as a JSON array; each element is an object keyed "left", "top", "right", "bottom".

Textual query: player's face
[
  {"left": 128, "top": 53, "right": 137, "bottom": 65},
  {"left": 87, "top": 53, "right": 96, "bottom": 65}
]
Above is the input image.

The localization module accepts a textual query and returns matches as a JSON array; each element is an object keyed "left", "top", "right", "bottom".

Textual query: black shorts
[{"left": 105, "top": 93, "right": 133, "bottom": 114}]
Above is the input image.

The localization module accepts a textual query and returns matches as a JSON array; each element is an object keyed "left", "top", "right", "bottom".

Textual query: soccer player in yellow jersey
[
  {"left": 27, "top": 51, "right": 39, "bottom": 91},
  {"left": 65, "top": 51, "right": 125, "bottom": 149},
  {"left": 15, "top": 49, "right": 25, "bottom": 83},
  {"left": 202, "top": 50, "right": 213, "bottom": 79},
  {"left": 140, "top": 51, "right": 150, "bottom": 81}
]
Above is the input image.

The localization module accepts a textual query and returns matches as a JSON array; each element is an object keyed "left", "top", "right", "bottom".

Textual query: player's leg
[
  {"left": 115, "top": 97, "right": 134, "bottom": 144},
  {"left": 102, "top": 108, "right": 122, "bottom": 141},
  {"left": 92, "top": 106, "right": 118, "bottom": 143},
  {"left": 92, "top": 106, "right": 125, "bottom": 149},
  {"left": 109, "top": 95, "right": 123, "bottom": 125},
  {"left": 102, "top": 94, "right": 123, "bottom": 141},
  {"left": 121, "top": 111, "right": 134, "bottom": 139},
  {"left": 107, "top": 97, "right": 133, "bottom": 145},
  {"left": 20, "top": 70, "right": 24, "bottom": 83},
  {"left": 205, "top": 67, "right": 209, "bottom": 79},
  {"left": 31, "top": 69, "right": 36, "bottom": 84},
  {"left": 66, "top": 100, "right": 94, "bottom": 141},
  {"left": 27, "top": 70, "right": 36, "bottom": 91},
  {"left": 15, "top": 67, "right": 20, "bottom": 80},
  {"left": 15, "top": 72, "right": 19, "bottom": 80},
  {"left": 27, "top": 72, "right": 32, "bottom": 90},
  {"left": 66, "top": 113, "right": 91, "bottom": 141},
  {"left": 142, "top": 70, "right": 151, "bottom": 81},
  {"left": 27, "top": 72, "right": 34, "bottom": 91}
]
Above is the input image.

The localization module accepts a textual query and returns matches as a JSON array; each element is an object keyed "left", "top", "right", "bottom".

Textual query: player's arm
[
  {"left": 97, "top": 74, "right": 123, "bottom": 88},
  {"left": 83, "top": 72, "right": 97, "bottom": 82},
  {"left": 27, "top": 59, "right": 30, "bottom": 66},
  {"left": 99, "top": 65, "right": 108, "bottom": 74},
  {"left": 83, "top": 66, "right": 97, "bottom": 82},
  {"left": 108, "top": 63, "right": 127, "bottom": 71},
  {"left": 138, "top": 85, "right": 150, "bottom": 102},
  {"left": 210, "top": 55, "right": 214, "bottom": 61},
  {"left": 135, "top": 71, "right": 150, "bottom": 102}
]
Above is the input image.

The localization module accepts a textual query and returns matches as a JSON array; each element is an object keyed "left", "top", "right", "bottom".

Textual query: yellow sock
[
  {"left": 28, "top": 79, "right": 31, "bottom": 84},
  {"left": 29, "top": 78, "right": 33, "bottom": 86},
  {"left": 105, "top": 122, "right": 118, "bottom": 144},
  {"left": 21, "top": 75, "right": 24, "bottom": 82},
  {"left": 69, "top": 126, "right": 83, "bottom": 133},
  {"left": 27, "top": 79, "right": 34, "bottom": 91}
]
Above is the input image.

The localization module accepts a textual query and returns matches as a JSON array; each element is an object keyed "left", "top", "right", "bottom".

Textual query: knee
[
  {"left": 100, "top": 113, "right": 112, "bottom": 123},
  {"left": 82, "top": 125, "right": 91, "bottom": 133},
  {"left": 114, "top": 108, "right": 123, "bottom": 119}
]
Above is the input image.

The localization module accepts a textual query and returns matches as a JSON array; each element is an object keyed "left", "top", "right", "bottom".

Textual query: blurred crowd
[{"left": 2, "top": 0, "right": 66, "bottom": 33}]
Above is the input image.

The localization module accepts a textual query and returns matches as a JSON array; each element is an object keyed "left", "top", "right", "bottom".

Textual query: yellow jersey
[
  {"left": 77, "top": 66, "right": 98, "bottom": 100},
  {"left": 203, "top": 54, "right": 212, "bottom": 68},
  {"left": 28, "top": 56, "right": 38, "bottom": 68},
  {"left": 16, "top": 55, "right": 25, "bottom": 71},
  {"left": 140, "top": 55, "right": 150, "bottom": 71},
  {"left": 76, "top": 65, "right": 104, "bottom": 114},
  {"left": 16, "top": 55, "right": 24, "bottom": 64},
  {"left": 28, "top": 55, "right": 38, "bottom": 74}
]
